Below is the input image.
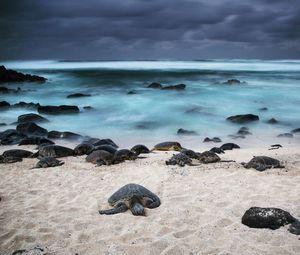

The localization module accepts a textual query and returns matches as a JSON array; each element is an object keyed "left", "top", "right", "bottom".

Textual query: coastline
[{"left": 1, "top": 142, "right": 299, "bottom": 254}]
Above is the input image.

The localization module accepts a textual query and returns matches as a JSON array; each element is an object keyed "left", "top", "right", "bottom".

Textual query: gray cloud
[{"left": 0, "top": 0, "right": 299, "bottom": 59}]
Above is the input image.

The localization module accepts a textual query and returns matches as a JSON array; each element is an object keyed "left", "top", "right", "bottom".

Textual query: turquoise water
[{"left": 1, "top": 60, "right": 300, "bottom": 148}]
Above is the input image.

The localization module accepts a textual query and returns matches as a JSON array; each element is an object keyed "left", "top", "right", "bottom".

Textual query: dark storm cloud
[{"left": 0, "top": 0, "right": 299, "bottom": 59}]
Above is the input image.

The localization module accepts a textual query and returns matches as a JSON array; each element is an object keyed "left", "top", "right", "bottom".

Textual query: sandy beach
[{"left": 0, "top": 142, "right": 299, "bottom": 255}]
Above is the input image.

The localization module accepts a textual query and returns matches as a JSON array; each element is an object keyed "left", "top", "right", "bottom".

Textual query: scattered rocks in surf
[
  {"left": 0, "top": 86, "right": 21, "bottom": 94},
  {"left": 13, "top": 101, "right": 40, "bottom": 109},
  {"left": 99, "top": 183, "right": 161, "bottom": 216},
  {"left": 243, "top": 156, "right": 284, "bottom": 171},
  {"left": 227, "top": 114, "right": 259, "bottom": 123},
  {"left": 0, "top": 123, "right": 7, "bottom": 126},
  {"left": 127, "top": 90, "right": 137, "bottom": 95},
  {"left": 220, "top": 143, "right": 240, "bottom": 150},
  {"left": 47, "top": 130, "right": 83, "bottom": 141},
  {"left": 277, "top": 133, "right": 293, "bottom": 138},
  {"left": 203, "top": 137, "right": 222, "bottom": 143},
  {"left": 237, "top": 127, "right": 252, "bottom": 135},
  {"left": 166, "top": 153, "right": 193, "bottom": 167},
  {"left": 177, "top": 128, "right": 198, "bottom": 136},
  {"left": 135, "top": 121, "right": 160, "bottom": 130},
  {"left": 147, "top": 82, "right": 186, "bottom": 90},
  {"left": 222, "top": 79, "right": 244, "bottom": 85},
  {"left": 67, "top": 93, "right": 91, "bottom": 98},
  {"left": 267, "top": 118, "right": 279, "bottom": 124},
  {"left": 0, "top": 101, "right": 10, "bottom": 109},
  {"left": 291, "top": 128, "right": 300, "bottom": 134},
  {"left": 17, "top": 113, "right": 48, "bottom": 124},
  {"left": 0, "top": 65, "right": 46, "bottom": 83},
  {"left": 242, "top": 207, "right": 300, "bottom": 235},
  {"left": 16, "top": 122, "right": 48, "bottom": 137},
  {"left": 259, "top": 107, "right": 268, "bottom": 111},
  {"left": 38, "top": 105, "right": 79, "bottom": 115}
]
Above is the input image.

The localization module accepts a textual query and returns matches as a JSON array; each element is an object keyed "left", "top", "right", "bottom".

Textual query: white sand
[{"left": 0, "top": 143, "right": 300, "bottom": 255}]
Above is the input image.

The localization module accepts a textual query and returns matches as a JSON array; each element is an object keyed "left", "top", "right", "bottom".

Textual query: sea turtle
[
  {"left": 152, "top": 141, "right": 182, "bottom": 151},
  {"left": 99, "top": 183, "right": 161, "bottom": 216},
  {"left": 243, "top": 156, "right": 284, "bottom": 171},
  {"left": 131, "top": 144, "right": 150, "bottom": 155},
  {"left": 220, "top": 143, "right": 240, "bottom": 150},
  {"left": 198, "top": 151, "right": 221, "bottom": 164},
  {"left": 93, "top": 145, "right": 118, "bottom": 155},
  {"left": 114, "top": 149, "right": 137, "bottom": 164},
  {"left": 210, "top": 147, "right": 225, "bottom": 154},
  {"left": 2, "top": 149, "right": 34, "bottom": 158},
  {"left": 0, "top": 155, "right": 23, "bottom": 163},
  {"left": 33, "top": 157, "right": 64, "bottom": 168},
  {"left": 74, "top": 142, "right": 95, "bottom": 156},
  {"left": 242, "top": 207, "right": 300, "bottom": 235},
  {"left": 166, "top": 153, "right": 193, "bottom": 167},
  {"left": 38, "top": 145, "right": 74, "bottom": 158},
  {"left": 86, "top": 150, "right": 114, "bottom": 165},
  {"left": 180, "top": 149, "right": 200, "bottom": 159}
]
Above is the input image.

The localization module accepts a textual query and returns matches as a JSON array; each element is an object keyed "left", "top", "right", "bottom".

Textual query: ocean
[{"left": 1, "top": 59, "right": 300, "bottom": 148}]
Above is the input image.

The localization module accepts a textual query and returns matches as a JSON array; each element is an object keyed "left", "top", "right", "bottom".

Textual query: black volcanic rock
[
  {"left": 203, "top": 137, "right": 222, "bottom": 143},
  {"left": 227, "top": 114, "right": 259, "bottom": 123},
  {"left": 222, "top": 79, "right": 242, "bottom": 85},
  {"left": 67, "top": 93, "right": 91, "bottom": 98},
  {"left": 147, "top": 82, "right": 163, "bottom": 89},
  {"left": 267, "top": 118, "right": 278, "bottom": 124},
  {"left": 47, "top": 130, "right": 82, "bottom": 141},
  {"left": 0, "top": 129, "right": 27, "bottom": 145},
  {"left": 16, "top": 122, "right": 48, "bottom": 137},
  {"left": 291, "top": 128, "right": 300, "bottom": 134},
  {"left": 0, "top": 65, "right": 46, "bottom": 83},
  {"left": 38, "top": 105, "right": 79, "bottom": 114},
  {"left": 0, "top": 101, "right": 10, "bottom": 108},
  {"left": 17, "top": 113, "right": 48, "bottom": 124},
  {"left": 13, "top": 101, "right": 40, "bottom": 109},
  {"left": 161, "top": 84, "right": 186, "bottom": 90},
  {"left": 277, "top": 133, "right": 293, "bottom": 138},
  {"left": 0, "top": 86, "right": 21, "bottom": 94},
  {"left": 259, "top": 107, "right": 268, "bottom": 111},
  {"left": 177, "top": 128, "right": 197, "bottom": 136}
]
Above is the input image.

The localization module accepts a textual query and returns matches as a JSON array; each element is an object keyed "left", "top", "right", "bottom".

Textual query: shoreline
[{"left": 0, "top": 142, "right": 300, "bottom": 254}]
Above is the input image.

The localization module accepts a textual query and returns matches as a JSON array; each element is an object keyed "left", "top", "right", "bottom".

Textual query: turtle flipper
[
  {"left": 288, "top": 219, "right": 300, "bottom": 235},
  {"left": 144, "top": 197, "right": 161, "bottom": 209},
  {"left": 131, "top": 202, "right": 145, "bottom": 216},
  {"left": 99, "top": 203, "right": 128, "bottom": 215}
]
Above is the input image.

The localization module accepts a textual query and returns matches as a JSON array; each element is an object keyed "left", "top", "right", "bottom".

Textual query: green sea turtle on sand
[
  {"left": 152, "top": 141, "right": 182, "bottom": 151},
  {"left": 166, "top": 153, "right": 193, "bottom": 167},
  {"left": 74, "top": 142, "right": 94, "bottom": 156},
  {"left": 114, "top": 149, "right": 137, "bottom": 163},
  {"left": 198, "top": 151, "right": 221, "bottom": 164},
  {"left": 86, "top": 150, "right": 114, "bottom": 165},
  {"left": 131, "top": 144, "right": 150, "bottom": 155},
  {"left": 33, "top": 157, "right": 64, "bottom": 168},
  {"left": 243, "top": 156, "right": 284, "bottom": 171},
  {"left": 38, "top": 145, "right": 74, "bottom": 158},
  {"left": 0, "top": 155, "right": 23, "bottom": 163},
  {"left": 99, "top": 183, "right": 161, "bottom": 216}
]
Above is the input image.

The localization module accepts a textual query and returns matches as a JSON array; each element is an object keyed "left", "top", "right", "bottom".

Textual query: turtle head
[{"left": 172, "top": 145, "right": 182, "bottom": 151}]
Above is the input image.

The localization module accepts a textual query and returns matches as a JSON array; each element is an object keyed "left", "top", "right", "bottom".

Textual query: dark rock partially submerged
[
  {"left": 177, "top": 128, "right": 198, "bottom": 136},
  {"left": 17, "top": 113, "right": 48, "bottom": 124},
  {"left": 203, "top": 137, "right": 222, "bottom": 143},
  {"left": 147, "top": 82, "right": 186, "bottom": 90},
  {"left": 38, "top": 105, "right": 79, "bottom": 114},
  {"left": 291, "top": 128, "right": 300, "bottom": 134},
  {"left": 227, "top": 114, "right": 259, "bottom": 123},
  {"left": 13, "top": 101, "right": 40, "bottom": 109},
  {"left": 277, "top": 133, "right": 293, "bottom": 138},
  {"left": 0, "top": 101, "right": 10, "bottom": 108},
  {"left": 0, "top": 65, "right": 46, "bottom": 83},
  {"left": 222, "top": 79, "right": 243, "bottom": 85},
  {"left": 267, "top": 118, "right": 279, "bottom": 124},
  {"left": 242, "top": 207, "right": 296, "bottom": 230},
  {"left": 67, "top": 93, "right": 91, "bottom": 98},
  {"left": 16, "top": 122, "right": 48, "bottom": 137}
]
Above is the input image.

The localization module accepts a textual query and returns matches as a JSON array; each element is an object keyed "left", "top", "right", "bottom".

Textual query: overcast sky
[{"left": 0, "top": 0, "right": 299, "bottom": 60}]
